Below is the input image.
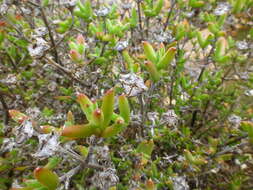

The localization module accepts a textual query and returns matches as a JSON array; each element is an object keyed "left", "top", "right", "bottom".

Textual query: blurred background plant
[{"left": 0, "top": 0, "right": 253, "bottom": 189}]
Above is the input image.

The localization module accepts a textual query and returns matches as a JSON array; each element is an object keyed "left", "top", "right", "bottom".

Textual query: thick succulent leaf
[
  {"left": 69, "top": 49, "right": 81, "bottom": 62},
  {"left": 122, "top": 50, "right": 135, "bottom": 72},
  {"left": 214, "top": 37, "right": 227, "bottom": 59},
  {"left": 24, "top": 179, "right": 43, "bottom": 189},
  {"left": 45, "top": 157, "right": 61, "bottom": 170},
  {"left": 65, "top": 111, "right": 75, "bottom": 127},
  {"left": 197, "top": 31, "right": 206, "bottom": 49},
  {"left": 76, "top": 93, "right": 93, "bottom": 122},
  {"left": 91, "top": 108, "right": 104, "bottom": 127},
  {"left": 101, "top": 117, "right": 125, "bottom": 138},
  {"left": 146, "top": 179, "right": 156, "bottom": 190},
  {"left": 40, "top": 125, "right": 58, "bottom": 134},
  {"left": 118, "top": 94, "right": 130, "bottom": 124},
  {"left": 157, "top": 47, "right": 176, "bottom": 70},
  {"left": 130, "top": 8, "right": 138, "bottom": 28},
  {"left": 145, "top": 61, "right": 160, "bottom": 82},
  {"left": 189, "top": 0, "right": 204, "bottom": 8},
  {"left": 241, "top": 121, "right": 253, "bottom": 144},
  {"left": 232, "top": 0, "right": 246, "bottom": 13},
  {"left": 143, "top": 41, "right": 157, "bottom": 63},
  {"left": 183, "top": 149, "right": 207, "bottom": 165},
  {"left": 61, "top": 124, "right": 94, "bottom": 138},
  {"left": 101, "top": 89, "right": 115, "bottom": 128},
  {"left": 9, "top": 110, "right": 28, "bottom": 124},
  {"left": 34, "top": 167, "right": 59, "bottom": 190},
  {"left": 75, "top": 145, "right": 89, "bottom": 157},
  {"left": 136, "top": 140, "right": 154, "bottom": 157},
  {"left": 154, "top": 0, "right": 163, "bottom": 16}
]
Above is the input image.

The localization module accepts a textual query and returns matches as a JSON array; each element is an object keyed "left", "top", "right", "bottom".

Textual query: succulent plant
[
  {"left": 10, "top": 158, "right": 60, "bottom": 190},
  {"left": 142, "top": 41, "right": 177, "bottom": 82},
  {"left": 61, "top": 89, "right": 130, "bottom": 139},
  {"left": 1, "top": 0, "right": 253, "bottom": 189}
]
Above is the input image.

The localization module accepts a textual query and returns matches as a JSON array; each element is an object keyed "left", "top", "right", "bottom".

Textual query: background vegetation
[{"left": 0, "top": 0, "right": 253, "bottom": 189}]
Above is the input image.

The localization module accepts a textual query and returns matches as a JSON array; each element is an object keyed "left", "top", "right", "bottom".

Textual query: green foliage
[
  {"left": 142, "top": 41, "right": 177, "bottom": 82},
  {"left": 60, "top": 89, "right": 130, "bottom": 138},
  {"left": 1, "top": 0, "right": 253, "bottom": 189}
]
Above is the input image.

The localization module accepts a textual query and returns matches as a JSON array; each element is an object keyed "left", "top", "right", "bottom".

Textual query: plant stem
[
  {"left": 44, "top": 56, "right": 91, "bottom": 88},
  {"left": 189, "top": 45, "right": 215, "bottom": 128},
  {"left": 163, "top": 0, "right": 175, "bottom": 30},
  {"left": 137, "top": 1, "right": 144, "bottom": 40},
  {"left": 146, "top": 17, "right": 150, "bottom": 38},
  {"left": 0, "top": 94, "right": 9, "bottom": 125},
  {"left": 193, "top": 67, "right": 233, "bottom": 134},
  {"left": 169, "top": 43, "right": 180, "bottom": 107},
  {"left": 40, "top": 6, "right": 63, "bottom": 65},
  {"left": 48, "top": 11, "right": 75, "bottom": 52},
  {"left": 211, "top": 142, "right": 248, "bottom": 159},
  {"left": 5, "top": 51, "right": 18, "bottom": 72},
  {"left": 138, "top": 94, "right": 145, "bottom": 137}
]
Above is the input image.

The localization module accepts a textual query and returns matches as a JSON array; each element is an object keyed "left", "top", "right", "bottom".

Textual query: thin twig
[
  {"left": 58, "top": 147, "right": 104, "bottom": 170},
  {"left": 137, "top": 1, "right": 144, "bottom": 40},
  {"left": 169, "top": 43, "right": 180, "bottom": 107},
  {"left": 40, "top": 6, "right": 63, "bottom": 65},
  {"left": 0, "top": 94, "right": 9, "bottom": 125},
  {"left": 43, "top": 56, "right": 91, "bottom": 88},
  {"left": 48, "top": 11, "right": 75, "bottom": 52},
  {"left": 220, "top": 134, "right": 248, "bottom": 148},
  {"left": 193, "top": 67, "right": 233, "bottom": 133},
  {"left": 145, "top": 17, "right": 150, "bottom": 38},
  {"left": 210, "top": 142, "right": 249, "bottom": 159},
  {"left": 138, "top": 94, "right": 145, "bottom": 137},
  {"left": 5, "top": 51, "right": 18, "bottom": 72},
  {"left": 163, "top": 0, "right": 175, "bottom": 30},
  {"left": 189, "top": 45, "right": 216, "bottom": 128}
]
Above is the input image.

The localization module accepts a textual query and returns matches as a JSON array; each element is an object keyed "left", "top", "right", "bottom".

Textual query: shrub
[{"left": 0, "top": 0, "right": 253, "bottom": 189}]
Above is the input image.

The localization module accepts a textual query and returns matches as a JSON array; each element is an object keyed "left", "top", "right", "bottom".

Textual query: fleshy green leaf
[
  {"left": 143, "top": 41, "right": 157, "bottom": 63},
  {"left": 45, "top": 157, "right": 61, "bottom": 170},
  {"left": 145, "top": 61, "right": 160, "bottom": 82},
  {"left": 101, "top": 89, "right": 115, "bottom": 128},
  {"left": 101, "top": 117, "right": 125, "bottom": 138},
  {"left": 61, "top": 124, "right": 94, "bottom": 138},
  {"left": 118, "top": 94, "right": 130, "bottom": 124},
  {"left": 136, "top": 140, "right": 154, "bottom": 157},
  {"left": 130, "top": 8, "right": 138, "bottom": 28},
  {"left": 157, "top": 47, "right": 177, "bottom": 70},
  {"left": 9, "top": 110, "right": 28, "bottom": 124},
  {"left": 91, "top": 108, "right": 104, "bottom": 127},
  {"left": 154, "top": 0, "right": 163, "bottom": 16},
  {"left": 76, "top": 93, "right": 94, "bottom": 122},
  {"left": 34, "top": 167, "right": 59, "bottom": 190}
]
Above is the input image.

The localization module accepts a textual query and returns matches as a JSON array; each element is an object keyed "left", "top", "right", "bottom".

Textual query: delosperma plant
[
  {"left": 9, "top": 88, "right": 130, "bottom": 139},
  {"left": 61, "top": 89, "right": 130, "bottom": 139},
  {"left": 7, "top": 89, "right": 130, "bottom": 190},
  {"left": 0, "top": 0, "right": 253, "bottom": 189},
  {"left": 10, "top": 157, "right": 61, "bottom": 190}
]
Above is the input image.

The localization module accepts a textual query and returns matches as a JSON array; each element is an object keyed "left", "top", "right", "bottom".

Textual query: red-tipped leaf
[
  {"left": 76, "top": 93, "right": 93, "bottom": 122},
  {"left": 101, "top": 117, "right": 125, "bottom": 138},
  {"left": 34, "top": 167, "right": 59, "bottom": 190},
  {"left": 9, "top": 110, "right": 28, "bottom": 124},
  {"left": 91, "top": 108, "right": 104, "bottom": 127},
  {"left": 61, "top": 124, "right": 94, "bottom": 138}
]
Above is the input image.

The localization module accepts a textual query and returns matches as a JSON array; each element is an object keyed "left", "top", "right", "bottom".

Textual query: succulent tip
[{"left": 94, "top": 108, "right": 101, "bottom": 115}]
